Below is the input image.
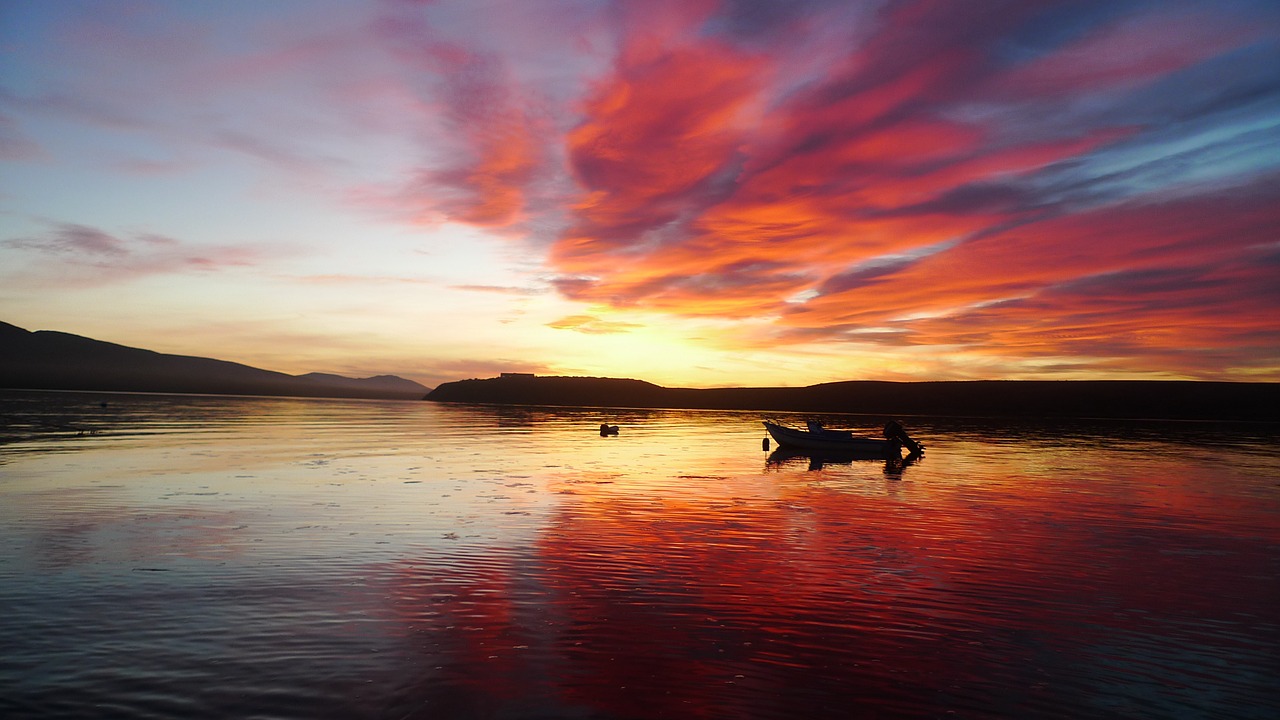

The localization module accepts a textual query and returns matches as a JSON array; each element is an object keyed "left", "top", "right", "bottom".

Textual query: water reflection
[
  {"left": 1, "top": 391, "right": 1278, "bottom": 719},
  {"left": 765, "top": 447, "right": 922, "bottom": 475},
  {"left": 379, "top": 452, "right": 1280, "bottom": 719}
]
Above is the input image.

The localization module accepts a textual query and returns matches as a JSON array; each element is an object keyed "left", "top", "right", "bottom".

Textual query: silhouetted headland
[
  {"left": 0, "top": 321, "right": 429, "bottom": 400},
  {"left": 426, "top": 374, "right": 1280, "bottom": 421}
]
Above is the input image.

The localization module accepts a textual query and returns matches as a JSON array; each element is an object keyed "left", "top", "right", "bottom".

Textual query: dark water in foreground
[{"left": 1, "top": 390, "right": 1277, "bottom": 719}]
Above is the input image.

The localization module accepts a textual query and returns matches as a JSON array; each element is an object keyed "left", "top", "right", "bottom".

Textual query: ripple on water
[{"left": 1, "top": 392, "right": 1278, "bottom": 719}]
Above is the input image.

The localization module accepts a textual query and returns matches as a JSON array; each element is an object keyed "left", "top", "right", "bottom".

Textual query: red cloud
[
  {"left": 549, "top": 2, "right": 1106, "bottom": 315},
  {"left": 532, "top": 1, "right": 1278, "bottom": 377},
  {"left": 777, "top": 179, "right": 1280, "bottom": 373},
  {"left": 427, "top": 107, "right": 543, "bottom": 227},
  {"left": 557, "top": 40, "right": 770, "bottom": 267}
]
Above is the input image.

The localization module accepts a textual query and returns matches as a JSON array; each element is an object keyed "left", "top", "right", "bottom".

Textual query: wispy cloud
[
  {"left": 547, "top": 314, "right": 641, "bottom": 335},
  {"left": 0, "top": 112, "right": 46, "bottom": 161},
  {"left": 288, "top": 273, "right": 433, "bottom": 286},
  {"left": 779, "top": 178, "right": 1280, "bottom": 371},
  {"left": 411, "top": 356, "right": 557, "bottom": 386},
  {"left": 527, "top": 0, "right": 1280, "bottom": 376},
  {"left": 370, "top": 4, "right": 580, "bottom": 230},
  {"left": 450, "top": 284, "right": 547, "bottom": 296},
  {"left": 5, "top": 0, "right": 1279, "bottom": 382},
  {"left": 3, "top": 223, "right": 263, "bottom": 286}
]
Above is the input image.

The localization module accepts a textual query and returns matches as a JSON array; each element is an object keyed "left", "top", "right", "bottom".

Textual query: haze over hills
[
  {"left": 426, "top": 374, "right": 1280, "bottom": 422},
  {"left": 0, "top": 321, "right": 430, "bottom": 400}
]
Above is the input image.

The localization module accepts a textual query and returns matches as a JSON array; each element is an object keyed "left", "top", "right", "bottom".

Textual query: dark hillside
[
  {"left": 0, "top": 321, "right": 429, "bottom": 400},
  {"left": 426, "top": 375, "right": 664, "bottom": 408},
  {"left": 426, "top": 375, "right": 1280, "bottom": 421}
]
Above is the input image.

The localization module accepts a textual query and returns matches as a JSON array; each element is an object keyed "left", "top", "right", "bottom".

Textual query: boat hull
[{"left": 763, "top": 421, "right": 896, "bottom": 456}]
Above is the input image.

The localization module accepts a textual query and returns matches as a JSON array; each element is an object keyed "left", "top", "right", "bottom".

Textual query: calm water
[{"left": 1, "top": 390, "right": 1278, "bottom": 719}]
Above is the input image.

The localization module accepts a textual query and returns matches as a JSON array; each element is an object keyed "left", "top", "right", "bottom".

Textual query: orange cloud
[
  {"left": 776, "top": 179, "right": 1280, "bottom": 374},
  {"left": 371, "top": 14, "right": 551, "bottom": 230},
  {"left": 557, "top": 37, "right": 770, "bottom": 265},
  {"left": 533, "top": 1, "right": 1279, "bottom": 377},
  {"left": 546, "top": 314, "right": 641, "bottom": 335}
]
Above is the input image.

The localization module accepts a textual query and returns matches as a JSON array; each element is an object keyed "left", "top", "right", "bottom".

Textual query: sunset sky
[{"left": 3, "top": 0, "right": 1278, "bottom": 388}]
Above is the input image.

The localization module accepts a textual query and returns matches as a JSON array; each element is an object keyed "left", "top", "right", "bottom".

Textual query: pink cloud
[
  {"left": 372, "top": 13, "right": 556, "bottom": 230},
  {"left": 3, "top": 223, "right": 264, "bottom": 287},
  {"left": 557, "top": 39, "right": 769, "bottom": 260},
  {"left": 993, "top": 7, "right": 1258, "bottom": 97},
  {"left": 14, "top": 0, "right": 1275, "bottom": 380},
  {"left": 776, "top": 178, "right": 1280, "bottom": 373},
  {"left": 523, "top": 0, "right": 1280, "bottom": 378}
]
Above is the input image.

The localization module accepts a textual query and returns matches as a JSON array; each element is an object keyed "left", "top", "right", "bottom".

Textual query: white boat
[{"left": 762, "top": 419, "right": 923, "bottom": 457}]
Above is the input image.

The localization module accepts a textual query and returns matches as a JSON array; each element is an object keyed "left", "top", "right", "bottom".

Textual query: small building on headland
[{"left": 499, "top": 372, "right": 536, "bottom": 379}]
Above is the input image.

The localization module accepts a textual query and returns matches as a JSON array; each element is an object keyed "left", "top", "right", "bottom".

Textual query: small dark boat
[{"left": 763, "top": 419, "right": 923, "bottom": 458}]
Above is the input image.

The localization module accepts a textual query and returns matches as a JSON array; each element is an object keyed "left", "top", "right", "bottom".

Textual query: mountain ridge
[{"left": 0, "top": 321, "right": 429, "bottom": 400}]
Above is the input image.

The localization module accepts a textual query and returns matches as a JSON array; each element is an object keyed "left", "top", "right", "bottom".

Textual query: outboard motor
[{"left": 883, "top": 420, "right": 924, "bottom": 456}]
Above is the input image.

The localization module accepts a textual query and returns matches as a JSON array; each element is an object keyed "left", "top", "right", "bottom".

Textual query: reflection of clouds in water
[
  {"left": 0, "top": 392, "right": 1278, "bottom": 718},
  {"left": 377, "top": 451, "right": 1280, "bottom": 718},
  {"left": 378, "top": 461, "right": 960, "bottom": 714}
]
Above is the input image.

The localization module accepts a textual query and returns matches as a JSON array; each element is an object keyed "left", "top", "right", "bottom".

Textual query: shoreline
[{"left": 425, "top": 376, "right": 1280, "bottom": 422}]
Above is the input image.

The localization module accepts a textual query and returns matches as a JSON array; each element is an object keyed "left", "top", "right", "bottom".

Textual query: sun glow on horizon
[{"left": 2, "top": 0, "right": 1278, "bottom": 387}]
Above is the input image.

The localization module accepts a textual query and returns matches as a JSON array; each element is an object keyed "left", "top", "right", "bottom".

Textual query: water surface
[{"left": 2, "top": 390, "right": 1278, "bottom": 719}]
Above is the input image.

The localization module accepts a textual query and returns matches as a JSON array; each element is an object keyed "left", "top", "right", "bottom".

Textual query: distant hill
[
  {"left": 295, "top": 372, "right": 429, "bottom": 397},
  {"left": 0, "top": 321, "right": 430, "bottom": 400},
  {"left": 426, "top": 375, "right": 1280, "bottom": 421}
]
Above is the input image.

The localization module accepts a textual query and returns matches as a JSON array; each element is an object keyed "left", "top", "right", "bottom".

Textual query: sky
[{"left": 2, "top": 0, "right": 1279, "bottom": 389}]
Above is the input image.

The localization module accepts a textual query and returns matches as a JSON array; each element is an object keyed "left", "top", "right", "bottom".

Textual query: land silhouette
[
  {"left": 5, "top": 320, "right": 1277, "bottom": 419},
  {"left": 427, "top": 374, "right": 1280, "bottom": 422},
  {"left": 0, "top": 321, "right": 428, "bottom": 400}
]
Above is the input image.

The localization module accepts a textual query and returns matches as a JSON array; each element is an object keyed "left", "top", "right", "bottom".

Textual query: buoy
[{"left": 762, "top": 436, "right": 770, "bottom": 451}]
